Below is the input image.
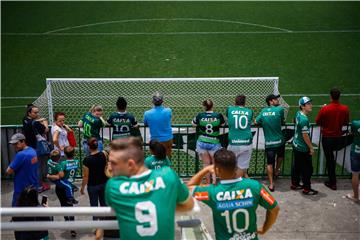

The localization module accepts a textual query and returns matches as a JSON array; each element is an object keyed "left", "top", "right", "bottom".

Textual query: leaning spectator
[
  {"left": 144, "top": 92, "right": 173, "bottom": 157},
  {"left": 316, "top": 88, "right": 350, "bottom": 190},
  {"left": 145, "top": 139, "right": 171, "bottom": 170},
  {"left": 6, "top": 133, "right": 39, "bottom": 206},
  {"left": 78, "top": 105, "right": 106, "bottom": 156},
  {"left": 22, "top": 104, "right": 50, "bottom": 192}
]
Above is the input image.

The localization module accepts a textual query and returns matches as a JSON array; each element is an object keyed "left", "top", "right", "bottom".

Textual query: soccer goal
[{"left": 33, "top": 77, "right": 289, "bottom": 124}]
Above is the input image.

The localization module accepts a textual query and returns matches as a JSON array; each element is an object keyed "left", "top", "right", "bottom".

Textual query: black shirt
[
  {"left": 22, "top": 117, "right": 46, "bottom": 149},
  {"left": 83, "top": 152, "right": 108, "bottom": 186}
]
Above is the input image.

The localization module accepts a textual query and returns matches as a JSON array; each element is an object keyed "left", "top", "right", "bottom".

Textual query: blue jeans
[
  {"left": 87, "top": 183, "right": 106, "bottom": 220},
  {"left": 51, "top": 179, "right": 74, "bottom": 199},
  {"left": 82, "top": 139, "right": 103, "bottom": 156}
]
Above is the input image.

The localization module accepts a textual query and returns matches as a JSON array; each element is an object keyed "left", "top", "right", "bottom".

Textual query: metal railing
[{"left": 1, "top": 124, "right": 352, "bottom": 178}]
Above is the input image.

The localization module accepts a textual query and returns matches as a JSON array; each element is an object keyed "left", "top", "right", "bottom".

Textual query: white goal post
[{"left": 33, "top": 77, "right": 289, "bottom": 125}]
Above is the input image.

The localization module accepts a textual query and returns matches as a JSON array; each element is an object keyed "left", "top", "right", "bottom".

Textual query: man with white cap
[
  {"left": 6, "top": 133, "right": 39, "bottom": 206},
  {"left": 291, "top": 97, "right": 318, "bottom": 195},
  {"left": 143, "top": 92, "right": 173, "bottom": 157}
]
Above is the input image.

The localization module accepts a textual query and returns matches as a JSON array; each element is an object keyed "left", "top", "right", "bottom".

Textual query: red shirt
[{"left": 315, "top": 100, "right": 349, "bottom": 137}]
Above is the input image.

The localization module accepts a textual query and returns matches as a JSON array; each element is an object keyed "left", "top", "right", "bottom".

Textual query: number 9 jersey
[
  {"left": 193, "top": 178, "right": 278, "bottom": 240},
  {"left": 105, "top": 167, "right": 190, "bottom": 240}
]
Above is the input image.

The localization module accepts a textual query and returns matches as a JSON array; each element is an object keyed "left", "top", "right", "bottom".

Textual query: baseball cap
[
  {"left": 266, "top": 94, "right": 280, "bottom": 104},
  {"left": 9, "top": 133, "right": 25, "bottom": 144},
  {"left": 152, "top": 92, "right": 163, "bottom": 103},
  {"left": 299, "top": 96, "right": 312, "bottom": 106}
]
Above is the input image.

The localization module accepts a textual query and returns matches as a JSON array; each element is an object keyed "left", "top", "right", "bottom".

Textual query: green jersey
[
  {"left": 60, "top": 159, "right": 79, "bottom": 183},
  {"left": 293, "top": 111, "right": 310, "bottom": 152},
  {"left": 227, "top": 106, "right": 254, "bottom": 146},
  {"left": 351, "top": 120, "right": 360, "bottom": 158},
  {"left": 107, "top": 112, "right": 138, "bottom": 140},
  {"left": 79, "top": 112, "right": 104, "bottom": 139},
  {"left": 193, "top": 112, "right": 225, "bottom": 144},
  {"left": 105, "top": 167, "right": 190, "bottom": 240},
  {"left": 144, "top": 155, "right": 171, "bottom": 170},
  {"left": 193, "top": 178, "right": 277, "bottom": 240},
  {"left": 255, "top": 106, "right": 285, "bottom": 148},
  {"left": 47, "top": 159, "right": 61, "bottom": 175}
]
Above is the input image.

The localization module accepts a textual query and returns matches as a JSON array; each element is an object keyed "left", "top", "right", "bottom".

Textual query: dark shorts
[
  {"left": 265, "top": 144, "right": 285, "bottom": 165},
  {"left": 350, "top": 155, "right": 360, "bottom": 173}
]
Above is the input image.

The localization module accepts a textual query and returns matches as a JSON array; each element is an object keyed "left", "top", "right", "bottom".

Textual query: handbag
[
  {"left": 32, "top": 121, "right": 52, "bottom": 156},
  {"left": 67, "top": 130, "right": 77, "bottom": 147}
]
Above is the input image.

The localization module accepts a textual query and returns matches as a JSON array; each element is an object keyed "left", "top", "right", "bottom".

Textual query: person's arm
[
  {"left": 257, "top": 205, "right": 280, "bottom": 235},
  {"left": 187, "top": 165, "right": 214, "bottom": 187},
  {"left": 80, "top": 166, "right": 89, "bottom": 195},
  {"left": 303, "top": 133, "right": 314, "bottom": 155},
  {"left": 191, "top": 115, "right": 198, "bottom": 127},
  {"left": 47, "top": 173, "right": 61, "bottom": 181},
  {"left": 315, "top": 108, "right": 323, "bottom": 126},
  {"left": 78, "top": 120, "right": 83, "bottom": 128},
  {"left": 52, "top": 130, "right": 64, "bottom": 151},
  {"left": 176, "top": 196, "right": 194, "bottom": 212}
]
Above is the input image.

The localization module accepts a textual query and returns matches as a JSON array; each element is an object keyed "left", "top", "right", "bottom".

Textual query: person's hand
[
  {"left": 309, "top": 148, "right": 314, "bottom": 156},
  {"left": 80, "top": 187, "right": 85, "bottom": 195},
  {"left": 60, "top": 146, "right": 65, "bottom": 151},
  {"left": 42, "top": 202, "right": 48, "bottom": 207},
  {"left": 257, "top": 226, "right": 266, "bottom": 235}
]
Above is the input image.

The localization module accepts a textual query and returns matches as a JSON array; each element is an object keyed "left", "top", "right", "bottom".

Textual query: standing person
[
  {"left": 80, "top": 137, "right": 108, "bottom": 211},
  {"left": 51, "top": 112, "right": 72, "bottom": 159},
  {"left": 144, "top": 92, "right": 173, "bottom": 157},
  {"left": 227, "top": 95, "right": 254, "bottom": 178},
  {"left": 105, "top": 140, "right": 194, "bottom": 240},
  {"left": 188, "top": 148, "right": 280, "bottom": 240},
  {"left": 12, "top": 185, "right": 52, "bottom": 240},
  {"left": 107, "top": 96, "right": 139, "bottom": 141},
  {"left": 192, "top": 99, "right": 225, "bottom": 183},
  {"left": 255, "top": 94, "right": 285, "bottom": 191},
  {"left": 47, "top": 150, "right": 78, "bottom": 205},
  {"left": 145, "top": 139, "right": 171, "bottom": 170},
  {"left": 78, "top": 105, "right": 106, "bottom": 156},
  {"left": 22, "top": 104, "right": 50, "bottom": 192},
  {"left": 55, "top": 146, "right": 79, "bottom": 238},
  {"left": 291, "top": 97, "right": 318, "bottom": 195},
  {"left": 346, "top": 119, "right": 360, "bottom": 203},
  {"left": 316, "top": 88, "right": 350, "bottom": 190},
  {"left": 6, "top": 133, "right": 39, "bottom": 206}
]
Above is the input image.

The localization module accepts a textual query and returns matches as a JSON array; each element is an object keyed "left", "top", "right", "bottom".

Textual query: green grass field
[{"left": 2, "top": 1, "right": 360, "bottom": 125}]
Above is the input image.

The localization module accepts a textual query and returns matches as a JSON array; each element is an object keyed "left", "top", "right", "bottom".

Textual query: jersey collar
[
  {"left": 130, "top": 169, "right": 152, "bottom": 179},
  {"left": 220, "top": 177, "right": 243, "bottom": 184}
]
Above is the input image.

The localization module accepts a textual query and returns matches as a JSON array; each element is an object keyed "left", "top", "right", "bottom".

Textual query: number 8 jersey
[
  {"left": 105, "top": 167, "right": 190, "bottom": 240},
  {"left": 193, "top": 178, "right": 278, "bottom": 240},
  {"left": 192, "top": 111, "right": 225, "bottom": 144}
]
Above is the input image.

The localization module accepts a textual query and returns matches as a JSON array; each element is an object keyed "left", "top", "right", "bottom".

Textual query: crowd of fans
[{"left": 5, "top": 88, "right": 359, "bottom": 240}]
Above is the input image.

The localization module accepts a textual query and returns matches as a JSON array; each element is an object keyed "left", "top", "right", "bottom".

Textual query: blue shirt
[
  {"left": 143, "top": 106, "right": 173, "bottom": 142},
  {"left": 9, "top": 147, "right": 39, "bottom": 206}
]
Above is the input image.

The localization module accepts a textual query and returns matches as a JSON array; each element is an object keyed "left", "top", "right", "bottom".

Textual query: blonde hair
[
  {"left": 89, "top": 104, "right": 103, "bottom": 113},
  {"left": 50, "top": 149, "right": 61, "bottom": 161}
]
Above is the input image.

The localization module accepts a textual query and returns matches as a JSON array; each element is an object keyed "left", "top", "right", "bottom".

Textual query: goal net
[{"left": 33, "top": 77, "right": 289, "bottom": 125}]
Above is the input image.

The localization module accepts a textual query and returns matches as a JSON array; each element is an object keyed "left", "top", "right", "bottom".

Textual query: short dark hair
[
  {"left": 149, "top": 139, "right": 166, "bottom": 160},
  {"left": 64, "top": 146, "right": 75, "bottom": 159},
  {"left": 330, "top": 88, "right": 341, "bottom": 101},
  {"left": 214, "top": 148, "right": 236, "bottom": 172},
  {"left": 235, "top": 95, "right": 246, "bottom": 106},
  {"left": 54, "top": 112, "right": 66, "bottom": 121},
  {"left": 26, "top": 104, "right": 38, "bottom": 117},
  {"left": 109, "top": 139, "right": 144, "bottom": 165},
  {"left": 116, "top": 97, "right": 127, "bottom": 110},
  {"left": 16, "top": 185, "right": 39, "bottom": 207},
  {"left": 202, "top": 99, "right": 213, "bottom": 111},
  {"left": 50, "top": 149, "right": 61, "bottom": 162}
]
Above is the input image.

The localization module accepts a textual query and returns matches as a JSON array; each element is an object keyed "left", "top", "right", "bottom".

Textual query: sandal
[
  {"left": 346, "top": 194, "right": 359, "bottom": 203},
  {"left": 268, "top": 185, "right": 275, "bottom": 192},
  {"left": 302, "top": 189, "right": 318, "bottom": 195}
]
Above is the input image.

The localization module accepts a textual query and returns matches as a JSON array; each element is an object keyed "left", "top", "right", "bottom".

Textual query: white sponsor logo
[
  {"left": 119, "top": 177, "right": 166, "bottom": 195},
  {"left": 216, "top": 189, "right": 253, "bottom": 201}
]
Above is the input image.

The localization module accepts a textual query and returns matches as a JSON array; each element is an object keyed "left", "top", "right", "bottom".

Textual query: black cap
[{"left": 266, "top": 94, "right": 280, "bottom": 105}]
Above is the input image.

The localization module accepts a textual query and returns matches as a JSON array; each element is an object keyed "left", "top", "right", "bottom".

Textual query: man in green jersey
[
  {"left": 227, "top": 95, "right": 254, "bottom": 178},
  {"left": 78, "top": 105, "right": 106, "bottom": 156},
  {"left": 188, "top": 148, "right": 279, "bottom": 240},
  {"left": 193, "top": 99, "right": 225, "bottom": 183},
  {"left": 291, "top": 97, "right": 318, "bottom": 195},
  {"left": 107, "top": 97, "right": 139, "bottom": 141},
  {"left": 255, "top": 94, "right": 285, "bottom": 191},
  {"left": 346, "top": 120, "right": 360, "bottom": 203},
  {"left": 105, "top": 138, "right": 194, "bottom": 239}
]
